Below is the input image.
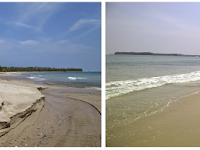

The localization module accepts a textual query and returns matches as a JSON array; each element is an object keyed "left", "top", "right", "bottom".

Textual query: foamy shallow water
[
  {"left": 106, "top": 55, "right": 200, "bottom": 140},
  {"left": 9, "top": 72, "right": 101, "bottom": 89},
  {"left": 106, "top": 70, "right": 200, "bottom": 100}
]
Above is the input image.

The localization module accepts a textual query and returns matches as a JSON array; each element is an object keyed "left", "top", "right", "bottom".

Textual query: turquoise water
[
  {"left": 106, "top": 55, "right": 200, "bottom": 133},
  {"left": 13, "top": 72, "right": 101, "bottom": 89}
]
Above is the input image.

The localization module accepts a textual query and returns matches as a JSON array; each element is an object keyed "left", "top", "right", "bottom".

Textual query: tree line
[
  {"left": 115, "top": 52, "right": 200, "bottom": 57},
  {"left": 0, "top": 66, "right": 82, "bottom": 72}
]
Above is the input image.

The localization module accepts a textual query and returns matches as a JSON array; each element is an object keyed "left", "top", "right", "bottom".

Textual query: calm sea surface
[
  {"left": 106, "top": 55, "right": 200, "bottom": 138},
  {"left": 10, "top": 72, "right": 101, "bottom": 89}
]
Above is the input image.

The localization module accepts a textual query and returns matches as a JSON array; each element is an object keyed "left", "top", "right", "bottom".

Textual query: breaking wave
[
  {"left": 106, "top": 71, "right": 200, "bottom": 100},
  {"left": 68, "top": 76, "right": 87, "bottom": 80},
  {"left": 27, "top": 75, "right": 46, "bottom": 81}
]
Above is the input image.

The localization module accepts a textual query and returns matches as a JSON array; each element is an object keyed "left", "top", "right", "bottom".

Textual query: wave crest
[
  {"left": 106, "top": 71, "right": 200, "bottom": 100},
  {"left": 68, "top": 77, "right": 87, "bottom": 80},
  {"left": 27, "top": 76, "right": 46, "bottom": 81}
]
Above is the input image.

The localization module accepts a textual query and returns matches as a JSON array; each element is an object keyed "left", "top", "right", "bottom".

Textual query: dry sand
[
  {"left": 107, "top": 91, "right": 200, "bottom": 147},
  {"left": 0, "top": 72, "right": 101, "bottom": 147}
]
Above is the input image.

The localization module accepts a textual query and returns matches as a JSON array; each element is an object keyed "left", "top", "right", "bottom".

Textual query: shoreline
[
  {"left": 7, "top": 71, "right": 101, "bottom": 91},
  {"left": 107, "top": 90, "right": 200, "bottom": 147},
  {"left": 0, "top": 72, "right": 101, "bottom": 147}
]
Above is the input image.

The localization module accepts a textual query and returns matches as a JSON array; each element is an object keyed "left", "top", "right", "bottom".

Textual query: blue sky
[
  {"left": 106, "top": 2, "right": 200, "bottom": 55},
  {"left": 0, "top": 2, "right": 101, "bottom": 71}
]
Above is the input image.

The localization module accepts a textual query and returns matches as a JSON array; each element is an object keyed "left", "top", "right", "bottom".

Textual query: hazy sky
[
  {"left": 106, "top": 2, "right": 200, "bottom": 55},
  {"left": 0, "top": 2, "right": 101, "bottom": 71}
]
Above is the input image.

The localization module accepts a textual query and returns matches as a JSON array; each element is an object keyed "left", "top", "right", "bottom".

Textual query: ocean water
[
  {"left": 106, "top": 55, "right": 200, "bottom": 135},
  {"left": 11, "top": 72, "right": 101, "bottom": 89}
]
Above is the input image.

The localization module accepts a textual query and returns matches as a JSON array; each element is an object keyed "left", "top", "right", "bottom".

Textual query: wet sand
[
  {"left": 62, "top": 92, "right": 101, "bottom": 114},
  {"left": 107, "top": 91, "right": 200, "bottom": 147},
  {"left": 0, "top": 72, "right": 101, "bottom": 147}
]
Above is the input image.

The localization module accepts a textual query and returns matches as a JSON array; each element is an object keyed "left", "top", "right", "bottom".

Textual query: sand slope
[
  {"left": 0, "top": 87, "right": 101, "bottom": 147},
  {"left": 0, "top": 76, "right": 46, "bottom": 138},
  {"left": 62, "top": 92, "right": 101, "bottom": 114},
  {"left": 107, "top": 91, "right": 200, "bottom": 147},
  {"left": 0, "top": 73, "right": 101, "bottom": 147},
  {"left": 0, "top": 79, "right": 45, "bottom": 122}
]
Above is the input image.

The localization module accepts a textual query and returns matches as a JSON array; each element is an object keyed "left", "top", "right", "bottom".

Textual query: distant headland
[
  {"left": 0, "top": 66, "right": 82, "bottom": 72},
  {"left": 115, "top": 52, "right": 200, "bottom": 57}
]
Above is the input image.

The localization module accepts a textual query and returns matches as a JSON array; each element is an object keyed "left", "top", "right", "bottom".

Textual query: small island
[
  {"left": 115, "top": 52, "right": 200, "bottom": 57},
  {"left": 0, "top": 66, "right": 82, "bottom": 72}
]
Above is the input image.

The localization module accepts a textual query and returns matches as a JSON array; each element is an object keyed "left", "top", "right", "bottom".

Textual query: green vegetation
[
  {"left": 0, "top": 66, "right": 82, "bottom": 72},
  {"left": 115, "top": 52, "right": 200, "bottom": 57}
]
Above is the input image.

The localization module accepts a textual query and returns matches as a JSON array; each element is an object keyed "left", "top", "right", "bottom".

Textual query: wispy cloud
[
  {"left": 75, "top": 26, "right": 100, "bottom": 39},
  {"left": 20, "top": 40, "right": 38, "bottom": 45},
  {"left": 9, "top": 21, "right": 35, "bottom": 29},
  {"left": 11, "top": 3, "right": 60, "bottom": 31},
  {"left": 55, "top": 40, "right": 70, "bottom": 45},
  {"left": 61, "top": 18, "right": 100, "bottom": 38},
  {"left": 20, "top": 3, "right": 58, "bottom": 22},
  {"left": 69, "top": 19, "right": 100, "bottom": 32}
]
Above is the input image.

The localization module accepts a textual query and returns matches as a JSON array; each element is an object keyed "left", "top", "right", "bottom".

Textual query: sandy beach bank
[
  {"left": 0, "top": 72, "right": 101, "bottom": 147},
  {"left": 107, "top": 91, "right": 200, "bottom": 147}
]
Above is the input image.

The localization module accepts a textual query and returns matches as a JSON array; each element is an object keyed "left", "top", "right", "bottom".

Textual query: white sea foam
[
  {"left": 68, "top": 77, "right": 77, "bottom": 80},
  {"left": 27, "top": 76, "right": 46, "bottom": 81},
  {"left": 86, "top": 86, "right": 101, "bottom": 91},
  {"left": 68, "top": 77, "right": 87, "bottom": 80},
  {"left": 77, "top": 77, "right": 87, "bottom": 80},
  {"left": 106, "top": 71, "right": 200, "bottom": 100}
]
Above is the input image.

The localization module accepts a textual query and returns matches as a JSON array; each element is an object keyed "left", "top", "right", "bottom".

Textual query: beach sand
[
  {"left": 107, "top": 91, "right": 200, "bottom": 147},
  {"left": 62, "top": 92, "right": 101, "bottom": 114},
  {"left": 0, "top": 72, "right": 101, "bottom": 147}
]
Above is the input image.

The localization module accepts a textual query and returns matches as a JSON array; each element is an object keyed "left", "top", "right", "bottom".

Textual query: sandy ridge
[{"left": 0, "top": 73, "right": 46, "bottom": 137}]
